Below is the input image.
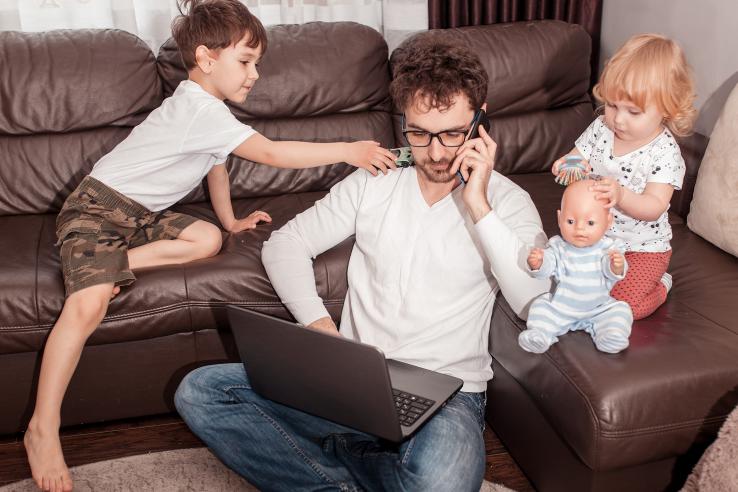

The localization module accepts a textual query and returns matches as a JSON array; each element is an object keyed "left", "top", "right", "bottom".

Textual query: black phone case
[{"left": 467, "top": 109, "right": 491, "bottom": 140}]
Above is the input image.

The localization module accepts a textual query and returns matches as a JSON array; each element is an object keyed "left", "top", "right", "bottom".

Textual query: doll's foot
[
  {"left": 594, "top": 327, "right": 629, "bottom": 353},
  {"left": 518, "top": 329, "right": 554, "bottom": 353},
  {"left": 24, "top": 422, "right": 73, "bottom": 491},
  {"left": 110, "top": 286, "right": 120, "bottom": 299}
]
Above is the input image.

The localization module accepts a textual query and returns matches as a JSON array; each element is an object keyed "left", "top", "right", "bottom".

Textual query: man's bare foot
[
  {"left": 110, "top": 286, "right": 120, "bottom": 299},
  {"left": 24, "top": 424, "right": 73, "bottom": 491}
]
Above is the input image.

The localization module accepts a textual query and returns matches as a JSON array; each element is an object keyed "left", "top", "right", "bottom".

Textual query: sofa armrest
[{"left": 672, "top": 132, "right": 709, "bottom": 219}]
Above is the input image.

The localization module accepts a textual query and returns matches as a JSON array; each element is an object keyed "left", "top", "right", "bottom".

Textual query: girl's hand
[
  {"left": 228, "top": 210, "right": 272, "bottom": 233},
  {"left": 609, "top": 250, "right": 625, "bottom": 276},
  {"left": 528, "top": 247, "right": 544, "bottom": 270},
  {"left": 345, "top": 141, "right": 397, "bottom": 176},
  {"left": 590, "top": 177, "right": 624, "bottom": 208}
]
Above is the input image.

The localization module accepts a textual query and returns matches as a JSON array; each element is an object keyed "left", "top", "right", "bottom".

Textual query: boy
[{"left": 24, "top": 1, "right": 396, "bottom": 490}]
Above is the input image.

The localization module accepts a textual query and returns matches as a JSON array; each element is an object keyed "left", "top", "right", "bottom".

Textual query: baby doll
[{"left": 519, "top": 180, "right": 634, "bottom": 354}]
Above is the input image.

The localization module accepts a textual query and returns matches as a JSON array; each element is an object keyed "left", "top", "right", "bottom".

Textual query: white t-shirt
[
  {"left": 90, "top": 80, "right": 256, "bottom": 212},
  {"left": 575, "top": 116, "right": 685, "bottom": 252},
  {"left": 262, "top": 168, "right": 551, "bottom": 392}
]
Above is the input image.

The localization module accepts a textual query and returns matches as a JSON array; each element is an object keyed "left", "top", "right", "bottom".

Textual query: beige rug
[{"left": 2, "top": 447, "right": 514, "bottom": 492}]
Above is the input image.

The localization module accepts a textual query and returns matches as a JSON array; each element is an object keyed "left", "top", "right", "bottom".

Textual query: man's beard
[{"left": 415, "top": 158, "right": 455, "bottom": 184}]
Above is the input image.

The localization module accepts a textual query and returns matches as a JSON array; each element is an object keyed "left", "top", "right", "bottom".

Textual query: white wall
[{"left": 600, "top": 0, "right": 738, "bottom": 136}]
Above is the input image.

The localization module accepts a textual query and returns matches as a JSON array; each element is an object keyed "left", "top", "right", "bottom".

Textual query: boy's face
[
  {"left": 201, "top": 34, "right": 262, "bottom": 103},
  {"left": 557, "top": 181, "right": 612, "bottom": 248}
]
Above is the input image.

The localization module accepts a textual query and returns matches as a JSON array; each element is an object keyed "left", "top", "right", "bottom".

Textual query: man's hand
[
  {"left": 590, "top": 177, "right": 624, "bottom": 209},
  {"left": 451, "top": 125, "right": 497, "bottom": 223},
  {"left": 226, "top": 210, "right": 272, "bottom": 233},
  {"left": 609, "top": 250, "right": 625, "bottom": 276},
  {"left": 528, "top": 247, "right": 544, "bottom": 270},
  {"left": 344, "top": 141, "right": 397, "bottom": 176},
  {"left": 307, "top": 316, "right": 340, "bottom": 337}
]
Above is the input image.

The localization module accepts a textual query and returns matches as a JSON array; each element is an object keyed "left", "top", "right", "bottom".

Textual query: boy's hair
[
  {"left": 390, "top": 35, "right": 488, "bottom": 113},
  {"left": 172, "top": 0, "right": 268, "bottom": 70},
  {"left": 593, "top": 34, "right": 696, "bottom": 137}
]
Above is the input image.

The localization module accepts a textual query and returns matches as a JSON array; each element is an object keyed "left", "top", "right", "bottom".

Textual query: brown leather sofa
[{"left": 1, "top": 20, "right": 736, "bottom": 492}]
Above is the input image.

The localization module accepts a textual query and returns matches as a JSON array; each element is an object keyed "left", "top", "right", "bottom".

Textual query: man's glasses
[{"left": 401, "top": 114, "right": 473, "bottom": 148}]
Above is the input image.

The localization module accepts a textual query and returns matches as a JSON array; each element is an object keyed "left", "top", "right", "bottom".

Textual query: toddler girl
[{"left": 552, "top": 33, "right": 697, "bottom": 319}]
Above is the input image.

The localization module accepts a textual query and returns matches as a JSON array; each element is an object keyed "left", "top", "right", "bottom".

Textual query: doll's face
[{"left": 557, "top": 180, "right": 612, "bottom": 248}]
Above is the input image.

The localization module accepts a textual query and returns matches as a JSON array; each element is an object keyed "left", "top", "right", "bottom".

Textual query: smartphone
[
  {"left": 457, "top": 109, "right": 491, "bottom": 184},
  {"left": 390, "top": 146, "right": 414, "bottom": 168}
]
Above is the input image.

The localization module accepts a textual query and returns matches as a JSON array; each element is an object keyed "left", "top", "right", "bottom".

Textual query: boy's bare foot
[
  {"left": 110, "top": 286, "right": 120, "bottom": 299},
  {"left": 24, "top": 424, "right": 73, "bottom": 491}
]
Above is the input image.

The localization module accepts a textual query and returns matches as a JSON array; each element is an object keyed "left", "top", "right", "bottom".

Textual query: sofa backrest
[
  {"left": 390, "top": 20, "right": 595, "bottom": 176},
  {"left": 156, "top": 21, "right": 394, "bottom": 205},
  {"left": 0, "top": 29, "right": 162, "bottom": 217}
]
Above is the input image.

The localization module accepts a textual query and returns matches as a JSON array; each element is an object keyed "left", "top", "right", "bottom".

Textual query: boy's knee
[
  {"left": 199, "top": 223, "right": 222, "bottom": 257},
  {"left": 66, "top": 288, "right": 110, "bottom": 324}
]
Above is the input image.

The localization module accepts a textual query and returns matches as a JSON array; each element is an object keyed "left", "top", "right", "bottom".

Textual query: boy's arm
[
  {"left": 231, "top": 133, "right": 396, "bottom": 175},
  {"left": 207, "top": 165, "right": 237, "bottom": 231},
  {"left": 207, "top": 165, "right": 272, "bottom": 233}
]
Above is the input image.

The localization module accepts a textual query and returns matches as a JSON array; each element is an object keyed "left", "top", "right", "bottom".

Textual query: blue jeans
[{"left": 175, "top": 363, "right": 486, "bottom": 492}]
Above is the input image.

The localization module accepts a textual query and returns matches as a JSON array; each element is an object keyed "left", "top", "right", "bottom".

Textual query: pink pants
[{"left": 610, "top": 250, "right": 672, "bottom": 320}]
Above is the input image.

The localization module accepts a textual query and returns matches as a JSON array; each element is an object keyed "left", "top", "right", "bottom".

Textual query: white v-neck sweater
[{"left": 262, "top": 168, "right": 550, "bottom": 391}]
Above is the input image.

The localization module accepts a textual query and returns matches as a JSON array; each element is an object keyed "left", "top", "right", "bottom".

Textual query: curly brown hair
[
  {"left": 172, "top": 0, "right": 268, "bottom": 70},
  {"left": 390, "top": 34, "right": 488, "bottom": 113}
]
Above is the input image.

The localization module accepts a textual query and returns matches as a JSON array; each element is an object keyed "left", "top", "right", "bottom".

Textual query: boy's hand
[
  {"left": 345, "top": 141, "right": 397, "bottom": 176},
  {"left": 609, "top": 250, "right": 625, "bottom": 276},
  {"left": 590, "top": 177, "right": 624, "bottom": 208},
  {"left": 227, "top": 210, "right": 272, "bottom": 233},
  {"left": 528, "top": 247, "right": 544, "bottom": 270}
]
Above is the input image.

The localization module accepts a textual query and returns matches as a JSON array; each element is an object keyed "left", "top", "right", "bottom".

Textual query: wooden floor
[{"left": 0, "top": 414, "right": 534, "bottom": 490}]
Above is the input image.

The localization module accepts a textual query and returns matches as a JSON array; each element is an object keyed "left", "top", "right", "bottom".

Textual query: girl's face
[{"left": 604, "top": 99, "right": 664, "bottom": 145}]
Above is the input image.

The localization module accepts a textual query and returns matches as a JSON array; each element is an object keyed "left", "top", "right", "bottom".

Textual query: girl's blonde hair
[{"left": 593, "top": 34, "right": 697, "bottom": 137}]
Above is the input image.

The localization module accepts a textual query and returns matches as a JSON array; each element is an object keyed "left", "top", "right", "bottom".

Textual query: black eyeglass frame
[{"left": 400, "top": 113, "right": 476, "bottom": 148}]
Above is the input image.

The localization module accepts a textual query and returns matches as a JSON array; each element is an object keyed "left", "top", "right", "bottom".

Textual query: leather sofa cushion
[
  {"left": 0, "top": 29, "right": 161, "bottom": 135},
  {"left": 491, "top": 173, "right": 738, "bottom": 470},
  {"left": 0, "top": 190, "right": 355, "bottom": 355}
]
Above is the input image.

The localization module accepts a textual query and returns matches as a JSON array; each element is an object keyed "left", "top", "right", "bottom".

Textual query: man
[{"left": 175, "top": 36, "right": 550, "bottom": 491}]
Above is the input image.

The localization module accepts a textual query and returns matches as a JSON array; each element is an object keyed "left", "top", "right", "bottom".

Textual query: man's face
[
  {"left": 404, "top": 93, "right": 475, "bottom": 184},
  {"left": 207, "top": 34, "right": 262, "bottom": 103}
]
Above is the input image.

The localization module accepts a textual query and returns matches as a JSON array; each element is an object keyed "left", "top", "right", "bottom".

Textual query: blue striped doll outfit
[{"left": 519, "top": 236, "right": 633, "bottom": 354}]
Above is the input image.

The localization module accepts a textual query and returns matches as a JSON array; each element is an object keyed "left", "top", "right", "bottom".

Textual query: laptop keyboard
[{"left": 392, "top": 389, "right": 435, "bottom": 427}]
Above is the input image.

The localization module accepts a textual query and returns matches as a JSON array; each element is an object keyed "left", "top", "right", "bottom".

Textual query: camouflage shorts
[{"left": 56, "top": 176, "right": 198, "bottom": 296}]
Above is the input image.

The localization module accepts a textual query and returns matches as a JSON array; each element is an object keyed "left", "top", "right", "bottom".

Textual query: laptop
[{"left": 226, "top": 305, "right": 463, "bottom": 442}]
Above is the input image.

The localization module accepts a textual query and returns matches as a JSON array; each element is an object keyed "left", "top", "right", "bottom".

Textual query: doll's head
[
  {"left": 593, "top": 33, "right": 696, "bottom": 138},
  {"left": 557, "top": 180, "right": 612, "bottom": 248}
]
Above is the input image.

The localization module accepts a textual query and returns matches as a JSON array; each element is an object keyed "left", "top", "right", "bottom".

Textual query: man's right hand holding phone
[{"left": 451, "top": 124, "right": 497, "bottom": 224}]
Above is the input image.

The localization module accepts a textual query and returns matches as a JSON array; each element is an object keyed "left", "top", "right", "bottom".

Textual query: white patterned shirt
[{"left": 575, "top": 117, "right": 685, "bottom": 252}]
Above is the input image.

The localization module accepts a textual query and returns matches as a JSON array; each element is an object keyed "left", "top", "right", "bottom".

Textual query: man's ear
[
  {"left": 481, "top": 102, "right": 488, "bottom": 112},
  {"left": 194, "top": 45, "right": 216, "bottom": 73}
]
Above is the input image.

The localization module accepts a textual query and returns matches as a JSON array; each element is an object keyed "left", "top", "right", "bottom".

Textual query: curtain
[
  {"left": 427, "top": 0, "right": 603, "bottom": 86},
  {"left": 0, "top": 0, "right": 427, "bottom": 53}
]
